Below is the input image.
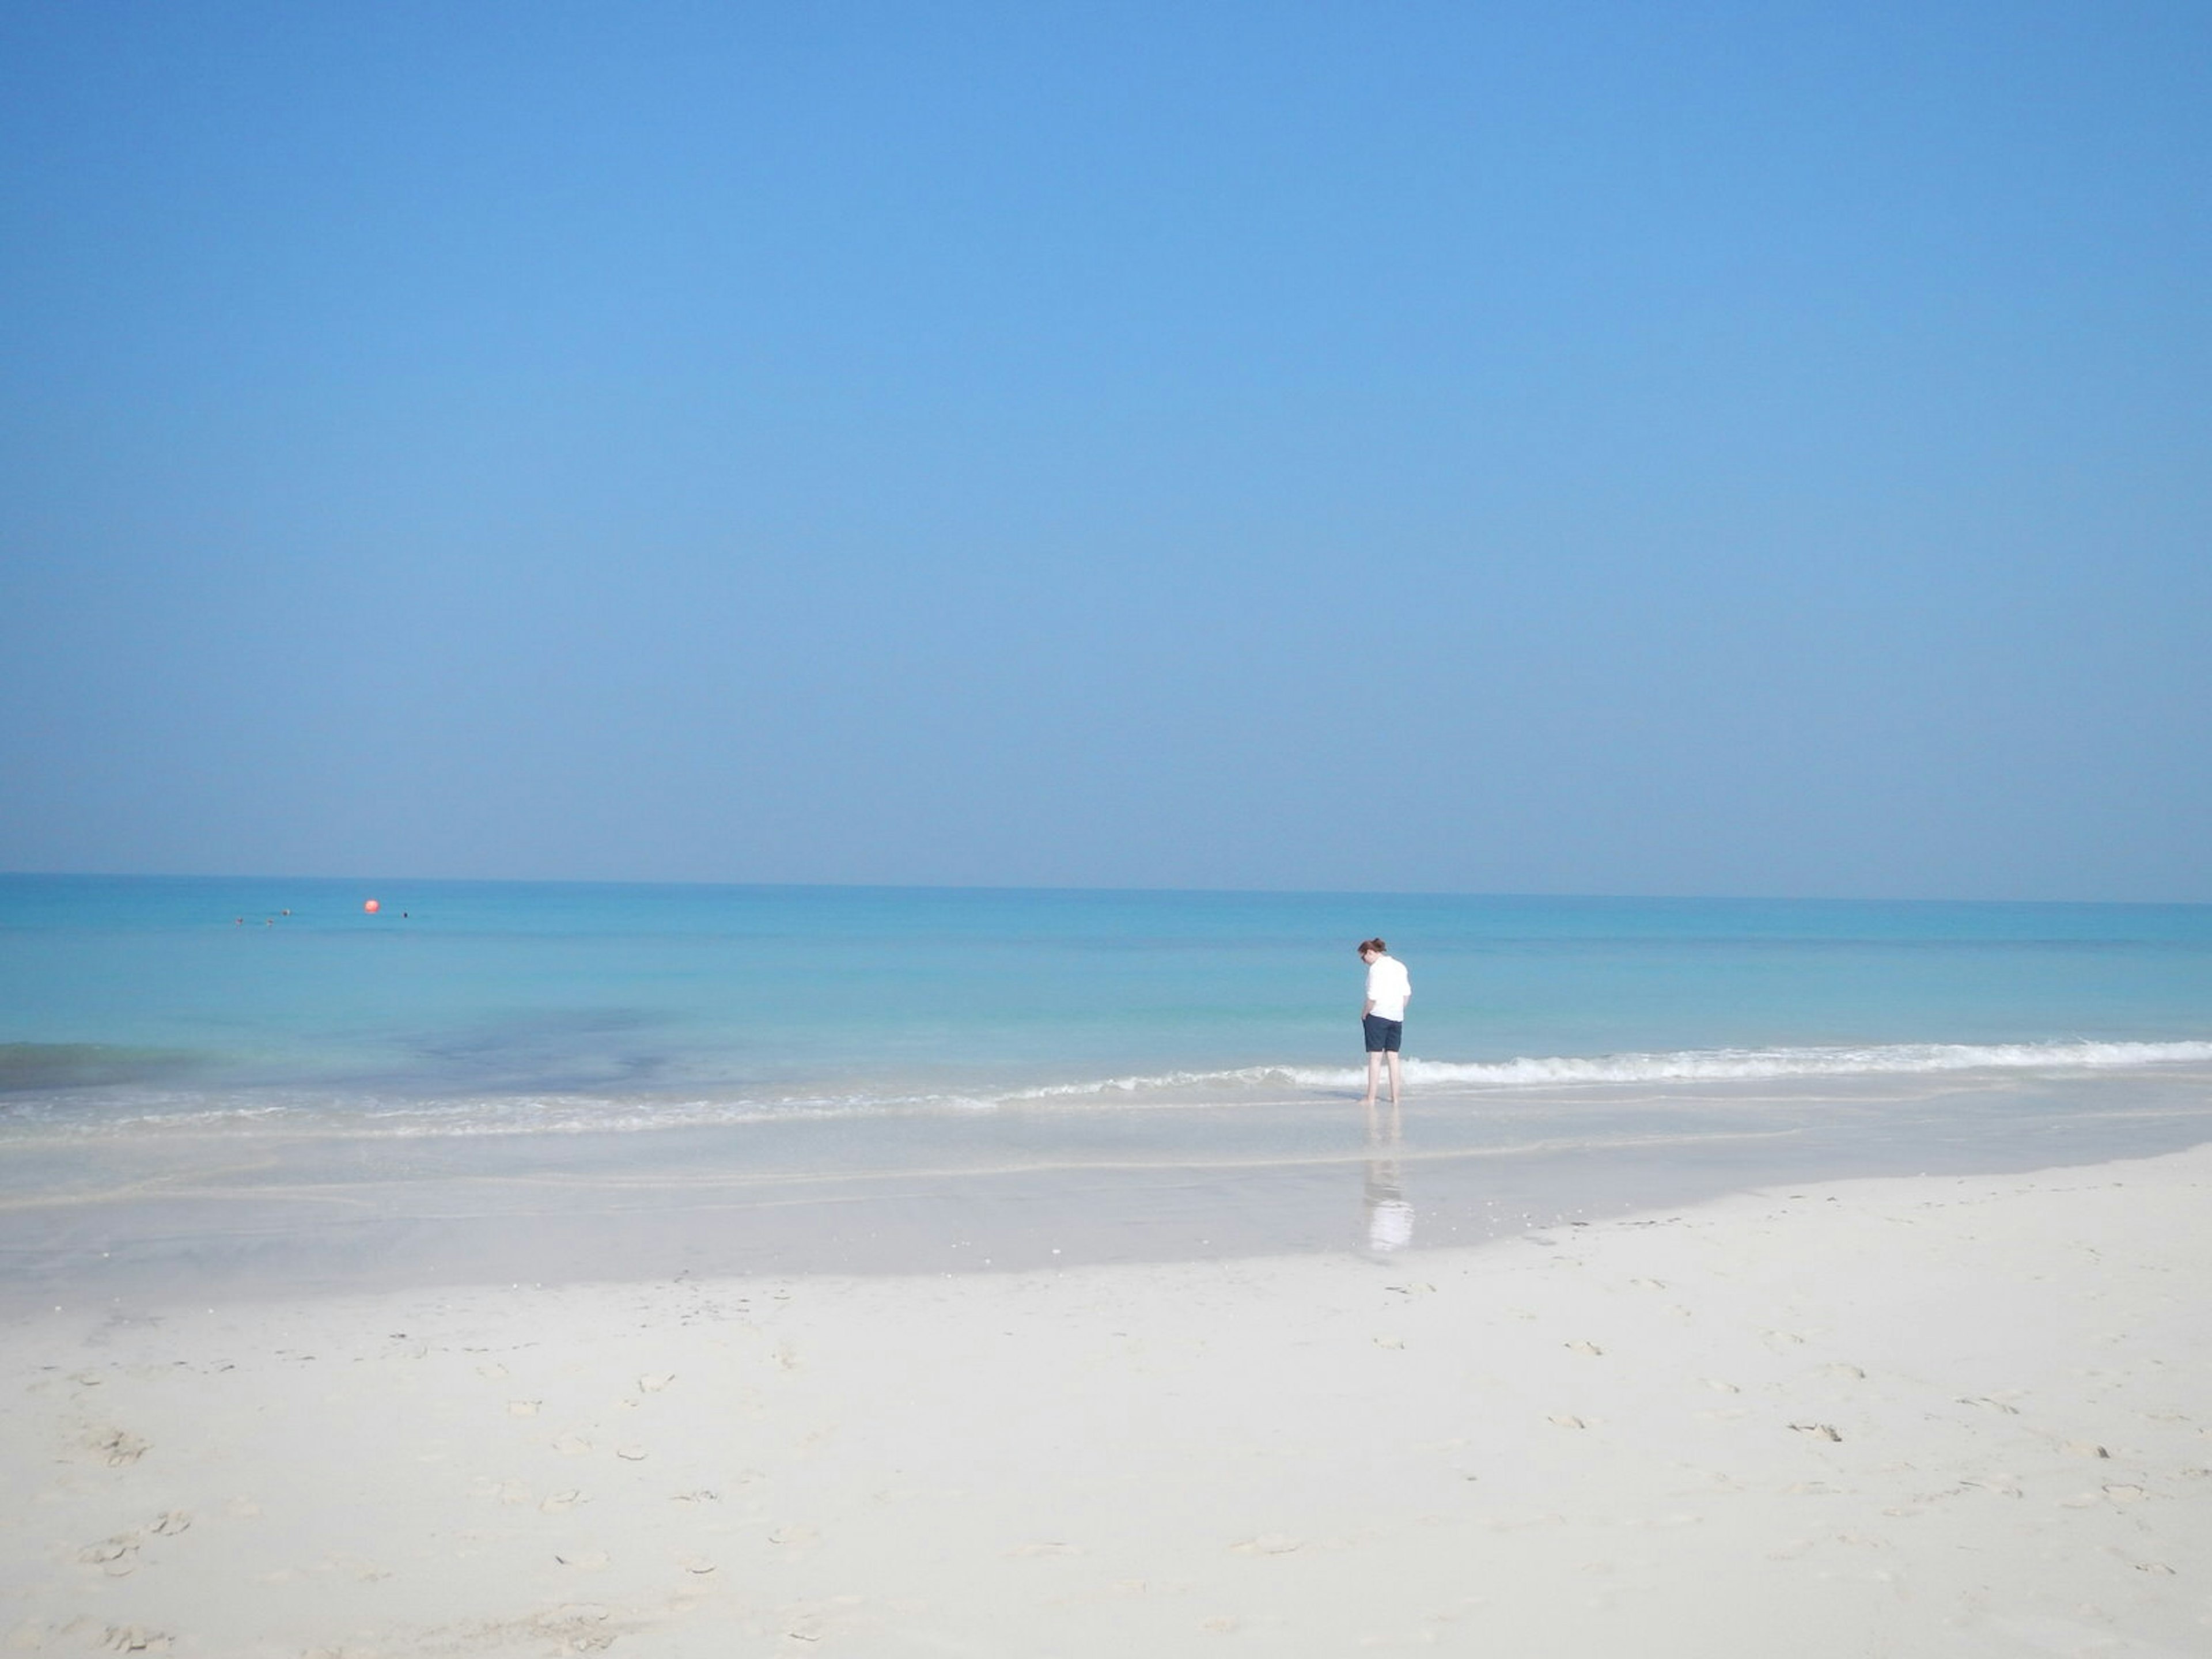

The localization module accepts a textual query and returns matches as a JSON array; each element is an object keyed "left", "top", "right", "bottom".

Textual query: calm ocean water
[
  {"left": 4, "top": 874, "right": 2209, "bottom": 1135},
  {"left": 5, "top": 875, "right": 2211, "bottom": 1299}
]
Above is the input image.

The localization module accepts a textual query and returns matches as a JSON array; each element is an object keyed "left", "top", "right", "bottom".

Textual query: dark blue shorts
[{"left": 1363, "top": 1014, "right": 1403, "bottom": 1053}]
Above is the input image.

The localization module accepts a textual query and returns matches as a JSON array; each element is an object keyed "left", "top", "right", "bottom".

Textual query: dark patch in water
[
  {"left": 402, "top": 1010, "right": 676, "bottom": 1091},
  {"left": 0, "top": 1044, "right": 210, "bottom": 1092}
]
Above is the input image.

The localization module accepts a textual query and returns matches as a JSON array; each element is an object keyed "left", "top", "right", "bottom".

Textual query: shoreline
[
  {"left": 6, "top": 1066, "right": 2212, "bottom": 1317},
  {"left": 4, "top": 1141, "right": 2209, "bottom": 1654}
]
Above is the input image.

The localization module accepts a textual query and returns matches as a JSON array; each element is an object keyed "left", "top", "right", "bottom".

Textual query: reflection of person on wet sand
[{"left": 1360, "top": 1096, "right": 1413, "bottom": 1253}]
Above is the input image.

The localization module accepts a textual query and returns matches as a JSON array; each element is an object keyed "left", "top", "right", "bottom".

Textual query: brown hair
[{"left": 1357, "top": 937, "right": 1387, "bottom": 956}]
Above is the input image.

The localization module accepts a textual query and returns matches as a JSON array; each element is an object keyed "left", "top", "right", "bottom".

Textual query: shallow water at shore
[{"left": 7, "top": 1064, "right": 2209, "bottom": 1315}]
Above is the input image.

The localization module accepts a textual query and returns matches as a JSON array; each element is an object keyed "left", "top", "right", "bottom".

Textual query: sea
[{"left": 3, "top": 875, "right": 2210, "bottom": 1305}]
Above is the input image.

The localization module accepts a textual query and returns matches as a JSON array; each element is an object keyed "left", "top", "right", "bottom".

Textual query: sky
[{"left": 1, "top": 1, "right": 2207, "bottom": 900}]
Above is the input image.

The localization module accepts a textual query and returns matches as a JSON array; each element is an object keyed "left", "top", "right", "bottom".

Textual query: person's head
[{"left": 1358, "top": 937, "right": 1387, "bottom": 961}]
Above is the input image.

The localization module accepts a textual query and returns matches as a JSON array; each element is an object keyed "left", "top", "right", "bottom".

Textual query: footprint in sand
[
  {"left": 2063, "top": 1441, "right": 2111, "bottom": 1459},
  {"left": 149, "top": 1512, "right": 191, "bottom": 1537},
  {"left": 1628, "top": 1278, "right": 1668, "bottom": 1291},
  {"left": 91, "top": 1429, "right": 149, "bottom": 1467},
  {"left": 674, "top": 1552, "right": 716, "bottom": 1574},
  {"left": 80, "top": 1535, "right": 141, "bottom": 1574},
  {"left": 552, "top": 1433, "right": 593, "bottom": 1457},
  {"left": 97, "top": 1624, "right": 171, "bottom": 1652},
  {"left": 540, "top": 1490, "right": 584, "bottom": 1514},
  {"left": 1548, "top": 1415, "right": 1588, "bottom": 1429},
  {"left": 1229, "top": 1535, "right": 1302, "bottom": 1555},
  {"left": 527, "top": 1613, "right": 615, "bottom": 1655},
  {"left": 1373, "top": 1336, "right": 1405, "bottom": 1350},
  {"left": 1821, "top": 1363, "right": 1866, "bottom": 1381},
  {"left": 637, "top": 1373, "right": 676, "bottom": 1393},
  {"left": 1789, "top": 1422, "right": 1843, "bottom": 1442},
  {"left": 1957, "top": 1395, "right": 2019, "bottom": 1414},
  {"left": 767, "top": 1524, "right": 820, "bottom": 1547},
  {"left": 1566, "top": 1341, "right": 1603, "bottom": 1357},
  {"left": 615, "top": 1445, "right": 649, "bottom": 1462},
  {"left": 1700, "top": 1378, "right": 1740, "bottom": 1393},
  {"left": 554, "top": 1548, "right": 609, "bottom": 1570}
]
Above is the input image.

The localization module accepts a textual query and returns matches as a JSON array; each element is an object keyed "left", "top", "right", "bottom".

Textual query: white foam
[
  {"left": 6, "top": 1039, "right": 2208, "bottom": 1140},
  {"left": 1005, "top": 1039, "right": 2212, "bottom": 1098}
]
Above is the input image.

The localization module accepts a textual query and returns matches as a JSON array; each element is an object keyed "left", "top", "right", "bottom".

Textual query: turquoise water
[
  {"left": 5, "top": 875, "right": 2211, "bottom": 1300},
  {"left": 3, "top": 874, "right": 2209, "bottom": 1131}
]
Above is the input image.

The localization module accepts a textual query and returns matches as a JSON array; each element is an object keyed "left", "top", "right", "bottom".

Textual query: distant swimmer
[{"left": 1357, "top": 938, "right": 1411, "bottom": 1109}]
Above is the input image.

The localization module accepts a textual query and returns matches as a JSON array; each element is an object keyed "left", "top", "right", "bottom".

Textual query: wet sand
[{"left": 7, "top": 1067, "right": 2212, "bottom": 1315}]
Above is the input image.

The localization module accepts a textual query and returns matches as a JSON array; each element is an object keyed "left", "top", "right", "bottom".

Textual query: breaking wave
[
  {"left": 1007, "top": 1039, "right": 2212, "bottom": 1099},
  {"left": 4, "top": 1038, "right": 2208, "bottom": 1139}
]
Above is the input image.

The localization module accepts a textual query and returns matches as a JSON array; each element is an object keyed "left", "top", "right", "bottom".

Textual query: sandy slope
[{"left": 3, "top": 1145, "right": 2208, "bottom": 1657}]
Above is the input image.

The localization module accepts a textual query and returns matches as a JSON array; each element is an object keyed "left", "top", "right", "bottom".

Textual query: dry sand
[{"left": 3, "top": 1145, "right": 2209, "bottom": 1657}]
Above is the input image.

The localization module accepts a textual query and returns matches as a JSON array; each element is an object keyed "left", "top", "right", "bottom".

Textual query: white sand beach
[{"left": 4, "top": 1145, "right": 2209, "bottom": 1657}]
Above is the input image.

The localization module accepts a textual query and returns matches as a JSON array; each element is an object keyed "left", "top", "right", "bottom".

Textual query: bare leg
[
  {"left": 1361, "top": 1049, "right": 1381, "bottom": 1108},
  {"left": 1385, "top": 1049, "right": 1403, "bottom": 1107}
]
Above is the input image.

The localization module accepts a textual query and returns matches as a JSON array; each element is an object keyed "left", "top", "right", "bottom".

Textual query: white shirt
[{"left": 1365, "top": 955, "right": 1411, "bottom": 1021}]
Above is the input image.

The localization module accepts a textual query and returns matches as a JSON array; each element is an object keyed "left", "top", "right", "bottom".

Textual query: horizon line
[{"left": 2, "top": 869, "right": 2205, "bottom": 911}]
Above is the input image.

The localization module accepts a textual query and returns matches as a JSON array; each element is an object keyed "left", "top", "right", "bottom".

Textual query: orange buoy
[{"left": 363, "top": 898, "right": 381, "bottom": 914}]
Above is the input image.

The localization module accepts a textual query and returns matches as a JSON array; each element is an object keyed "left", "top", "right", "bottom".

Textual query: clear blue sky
[{"left": 2, "top": 2, "right": 2206, "bottom": 899}]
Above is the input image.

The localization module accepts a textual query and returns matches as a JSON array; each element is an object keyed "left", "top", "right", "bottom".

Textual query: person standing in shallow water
[{"left": 1357, "top": 938, "right": 1411, "bottom": 1109}]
